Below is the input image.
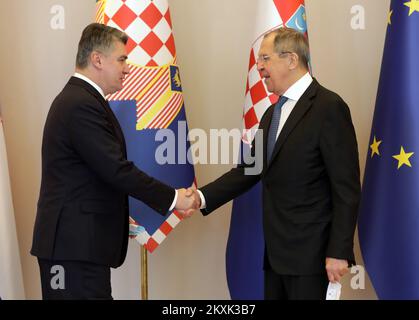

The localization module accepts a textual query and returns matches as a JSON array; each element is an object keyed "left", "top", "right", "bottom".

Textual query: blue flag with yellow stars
[{"left": 358, "top": 0, "right": 419, "bottom": 299}]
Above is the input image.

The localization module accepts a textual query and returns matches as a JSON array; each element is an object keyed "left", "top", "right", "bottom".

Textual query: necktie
[{"left": 267, "top": 96, "right": 288, "bottom": 162}]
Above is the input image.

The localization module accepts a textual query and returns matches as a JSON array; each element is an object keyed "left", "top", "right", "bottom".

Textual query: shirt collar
[
  {"left": 282, "top": 72, "right": 313, "bottom": 101},
  {"left": 73, "top": 72, "right": 105, "bottom": 98}
]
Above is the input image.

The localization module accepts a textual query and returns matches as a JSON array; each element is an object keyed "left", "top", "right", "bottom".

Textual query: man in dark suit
[
  {"left": 190, "top": 28, "right": 361, "bottom": 299},
  {"left": 31, "top": 23, "right": 197, "bottom": 299}
]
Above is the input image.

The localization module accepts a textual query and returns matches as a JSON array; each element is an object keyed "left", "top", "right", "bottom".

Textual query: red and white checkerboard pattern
[
  {"left": 129, "top": 179, "right": 197, "bottom": 252},
  {"left": 129, "top": 211, "right": 183, "bottom": 253},
  {"left": 98, "top": 0, "right": 176, "bottom": 67}
]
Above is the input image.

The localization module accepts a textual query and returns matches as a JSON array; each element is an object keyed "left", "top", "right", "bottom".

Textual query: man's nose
[{"left": 123, "top": 64, "right": 130, "bottom": 74}]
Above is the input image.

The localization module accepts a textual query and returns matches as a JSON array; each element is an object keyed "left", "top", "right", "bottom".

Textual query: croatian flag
[
  {"left": 95, "top": 0, "right": 195, "bottom": 252},
  {"left": 227, "top": 0, "right": 309, "bottom": 299}
]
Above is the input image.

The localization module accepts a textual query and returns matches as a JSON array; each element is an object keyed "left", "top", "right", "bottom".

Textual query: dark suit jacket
[
  {"left": 31, "top": 77, "right": 175, "bottom": 268},
  {"left": 201, "top": 79, "right": 360, "bottom": 275}
]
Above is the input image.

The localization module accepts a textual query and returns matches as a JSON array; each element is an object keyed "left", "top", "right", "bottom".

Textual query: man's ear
[
  {"left": 90, "top": 51, "right": 103, "bottom": 69},
  {"left": 288, "top": 53, "right": 299, "bottom": 70}
]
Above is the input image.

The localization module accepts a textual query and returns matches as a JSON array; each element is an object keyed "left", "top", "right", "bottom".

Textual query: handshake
[{"left": 174, "top": 188, "right": 202, "bottom": 218}]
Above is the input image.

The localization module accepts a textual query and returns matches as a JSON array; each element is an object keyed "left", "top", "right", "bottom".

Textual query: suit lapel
[
  {"left": 69, "top": 77, "right": 127, "bottom": 155},
  {"left": 266, "top": 79, "right": 319, "bottom": 170},
  {"left": 100, "top": 99, "right": 127, "bottom": 150},
  {"left": 101, "top": 100, "right": 127, "bottom": 156}
]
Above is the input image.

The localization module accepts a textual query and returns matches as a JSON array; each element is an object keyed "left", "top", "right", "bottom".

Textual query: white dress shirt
[{"left": 275, "top": 72, "right": 313, "bottom": 139}]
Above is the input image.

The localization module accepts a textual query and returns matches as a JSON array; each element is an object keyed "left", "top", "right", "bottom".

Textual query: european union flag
[{"left": 358, "top": 0, "right": 419, "bottom": 299}]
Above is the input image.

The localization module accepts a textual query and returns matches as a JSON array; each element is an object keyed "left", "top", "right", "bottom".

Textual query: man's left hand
[{"left": 325, "top": 257, "right": 349, "bottom": 283}]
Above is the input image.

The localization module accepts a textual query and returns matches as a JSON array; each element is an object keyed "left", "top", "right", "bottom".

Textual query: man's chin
[
  {"left": 265, "top": 85, "right": 274, "bottom": 94},
  {"left": 113, "top": 85, "right": 124, "bottom": 94},
  {"left": 264, "top": 80, "right": 272, "bottom": 91}
]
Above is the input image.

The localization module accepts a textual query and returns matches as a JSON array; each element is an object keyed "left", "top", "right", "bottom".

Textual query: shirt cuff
[
  {"left": 196, "top": 189, "right": 206, "bottom": 209},
  {"left": 169, "top": 189, "right": 178, "bottom": 211}
]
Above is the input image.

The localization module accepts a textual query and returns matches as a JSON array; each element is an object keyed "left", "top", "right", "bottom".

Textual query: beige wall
[{"left": 0, "top": 0, "right": 389, "bottom": 299}]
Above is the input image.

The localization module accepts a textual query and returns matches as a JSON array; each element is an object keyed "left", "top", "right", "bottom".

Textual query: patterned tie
[{"left": 267, "top": 96, "right": 288, "bottom": 162}]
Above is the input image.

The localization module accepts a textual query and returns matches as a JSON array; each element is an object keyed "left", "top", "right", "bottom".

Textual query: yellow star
[
  {"left": 393, "top": 146, "right": 414, "bottom": 169},
  {"left": 388, "top": 10, "right": 393, "bottom": 24},
  {"left": 404, "top": 0, "right": 419, "bottom": 16},
  {"left": 370, "top": 136, "right": 382, "bottom": 158}
]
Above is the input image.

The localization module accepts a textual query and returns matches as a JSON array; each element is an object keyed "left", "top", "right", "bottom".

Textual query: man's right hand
[{"left": 175, "top": 188, "right": 200, "bottom": 218}]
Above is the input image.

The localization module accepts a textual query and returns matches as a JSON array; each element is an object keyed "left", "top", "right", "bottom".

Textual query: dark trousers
[
  {"left": 38, "top": 258, "right": 112, "bottom": 300},
  {"left": 264, "top": 269, "right": 329, "bottom": 300}
]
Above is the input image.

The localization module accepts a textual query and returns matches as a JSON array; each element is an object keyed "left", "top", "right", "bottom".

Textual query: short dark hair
[
  {"left": 76, "top": 23, "right": 128, "bottom": 69},
  {"left": 265, "top": 27, "right": 310, "bottom": 70}
]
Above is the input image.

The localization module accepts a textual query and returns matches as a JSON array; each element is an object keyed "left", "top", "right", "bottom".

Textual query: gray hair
[
  {"left": 76, "top": 23, "right": 128, "bottom": 69},
  {"left": 265, "top": 27, "right": 310, "bottom": 70}
]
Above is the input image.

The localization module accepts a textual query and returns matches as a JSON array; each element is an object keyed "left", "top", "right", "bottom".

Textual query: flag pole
[{"left": 141, "top": 246, "right": 148, "bottom": 300}]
